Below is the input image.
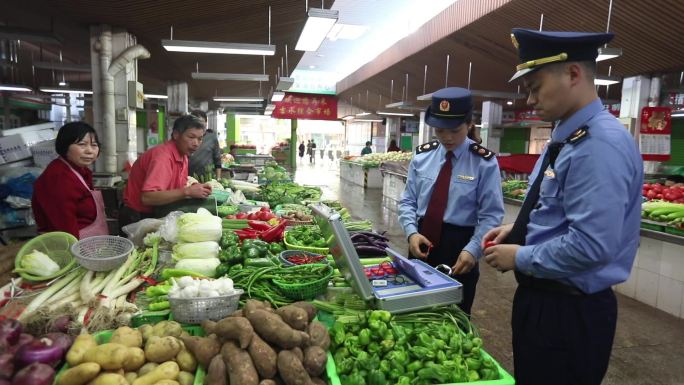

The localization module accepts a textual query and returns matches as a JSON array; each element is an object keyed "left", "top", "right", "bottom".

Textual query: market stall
[{"left": 341, "top": 152, "right": 412, "bottom": 190}]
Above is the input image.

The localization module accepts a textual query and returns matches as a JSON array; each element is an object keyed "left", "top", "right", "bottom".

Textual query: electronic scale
[{"left": 311, "top": 204, "right": 463, "bottom": 314}]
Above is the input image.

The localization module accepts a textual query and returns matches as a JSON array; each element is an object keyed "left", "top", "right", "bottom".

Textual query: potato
[
  {"left": 221, "top": 341, "right": 259, "bottom": 385},
  {"left": 229, "top": 309, "right": 244, "bottom": 318},
  {"left": 177, "top": 371, "right": 194, "bottom": 385},
  {"left": 110, "top": 327, "right": 143, "bottom": 348},
  {"left": 122, "top": 348, "right": 145, "bottom": 372},
  {"left": 83, "top": 343, "right": 129, "bottom": 370},
  {"left": 152, "top": 321, "right": 183, "bottom": 338},
  {"left": 248, "top": 334, "right": 277, "bottom": 379},
  {"left": 124, "top": 372, "right": 138, "bottom": 385},
  {"left": 205, "top": 355, "right": 227, "bottom": 385},
  {"left": 311, "top": 378, "right": 327, "bottom": 385},
  {"left": 275, "top": 306, "right": 309, "bottom": 331},
  {"left": 56, "top": 362, "right": 101, "bottom": 385},
  {"left": 243, "top": 299, "right": 267, "bottom": 317},
  {"left": 144, "top": 336, "right": 182, "bottom": 363},
  {"left": 154, "top": 381, "right": 179, "bottom": 385},
  {"left": 180, "top": 334, "right": 220, "bottom": 369},
  {"left": 175, "top": 348, "right": 197, "bottom": 373},
  {"left": 291, "top": 302, "right": 317, "bottom": 322},
  {"left": 277, "top": 350, "right": 313, "bottom": 385},
  {"left": 103, "top": 369, "right": 125, "bottom": 376},
  {"left": 307, "top": 321, "right": 330, "bottom": 351},
  {"left": 291, "top": 347, "right": 303, "bottom": 363},
  {"left": 303, "top": 346, "right": 327, "bottom": 377},
  {"left": 214, "top": 317, "right": 255, "bottom": 349},
  {"left": 132, "top": 361, "right": 179, "bottom": 385},
  {"left": 67, "top": 334, "right": 98, "bottom": 366},
  {"left": 137, "top": 363, "right": 158, "bottom": 377},
  {"left": 138, "top": 325, "right": 153, "bottom": 342},
  {"left": 246, "top": 310, "right": 307, "bottom": 349},
  {"left": 201, "top": 320, "right": 217, "bottom": 335},
  {"left": 259, "top": 381, "right": 277, "bottom": 385},
  {"left": 89, "top": 373, "right": 128, "bottom": 385}
]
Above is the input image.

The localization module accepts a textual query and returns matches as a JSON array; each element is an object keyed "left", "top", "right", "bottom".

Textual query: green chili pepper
[
  {"left": 462, "top": 339, "right": 473, "bottom": 353},
  {"left": 345, "top": 372, "right": 366, "bottom": 385},
  {"left": 472, "top": 337, "right": 483, "bottom": 348},
  {"left": 468, "top": 370, "right": 480, "bottom": 382},
  {"left": 148, "top": 300, "right": 169, "bottom": 311},
  {"left": 145, "top": 284, "right": 171, "bottom": 297},
  {"left": 269, "top": 242, "right": 284, "bottom": 254},
  {"left": 387, "top": 351, "right": 409, "bottom": 366},
  {"left": 482, "top": 357, "right": 496, "bottom": 369},
  {"left": 379, "top": 360, "right": 391, "bottom": 374},
  {"left": 396, "top": 376, "right": 410, "bottom": 385},
  {"left": 409, "top": 346, "right": 435, "bottom": 360},
  {"left": 368, "top": 310, "right": 391, "bottom": 323},
  {"left": 337, "top": 358, "right": 355, "bottom": 375},
  {"left": 356, "top": 351, "right": 370, "bottom": 364},
  {"left": 417, "top": 366, "right": 448, "bottom": 383},
  {"left": 406, "top": 361, "right": 423, "bottom": 373},
  {"left": 436, "top": 351, "right": 447, "bottom": 363},
  {"left": 466, "top": 357, "right": 481, "bottom": 371}
]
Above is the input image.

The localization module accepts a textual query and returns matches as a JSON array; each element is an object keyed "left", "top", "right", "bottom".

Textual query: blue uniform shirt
[
  {"left": 515, "top": 99, "right": 644, "bottom": 294},
  {"left": 398, "top": 138, "right": 505, "bottom": 259}
]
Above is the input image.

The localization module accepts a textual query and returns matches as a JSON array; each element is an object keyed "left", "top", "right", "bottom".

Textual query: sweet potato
[
  {"left": 291, "top": 347, "right": 303, "bottom": 362},
  {"left": 307, "top": 321, "right": 330, "bottom": 351},
  {"left": 311, "top": 379, "right": 327, "bottom": 385},
  {"left": 248, "top": 334, "right": 277, "bottom": 379},
  {"left": 277, "top": 350, "right": 313, "bottom": 385},
  {"left": 221, "top": 341, "right": 259, "bottom": 385},
  {"left": 83, "top": 343, "right": 129, "bottom": 370},
  {"left": 56, "top": 362, "right": 101, "bottom": 385},
  {"left": 259, "top": 381, "right": 277, "bottom": 385},
  {"left": 205, "top": 355, "right": 227, "bottom": 385},
  {"left": 144, "top": 336, "right": 182, "bottom": 363},
  {"left": 291, "top": 302, "right": 317, "bottom": 322},
  {"left": 110, "top": 327, "right": 143, "bottom": 348},
  {"left": 275, "top": 306, "right": 309, "bottom": 331},
  {"left": 177, "top": 372, "right": 194, "bottom": 385},
  {"left": 89, "top": 373, "right": 128, "bottom": 385},
  {"left": 122, "top": 347, "right": 146, "bottom": 372},
  {"left": 180, "top": 334, "right": 220, "bottom": 369},
  {"left": 243, "top": 299, "right": 267, "bottom": 317},
  {"left": 175, "top": 348, "right": 197, "bottom": 372},
  {"left": 246, "top": 310, "right": 307, "bottom": 349},
  {"left": 303, "top": 346, "right": 327, "bottom": 377},
  {"left": 67, "top": 334, "right": 98, "bottom": 367},
  {"left": 201, "top": 320, "right": 217, "bottom": 335},
  {"left": 132, "top": 361, "right": 179, "bottom": 385},
  {"left": 229, "top": 309, "right": 244, "bottom": 318},
  {"left": 214, "top": 317, "right": 254, "bottom": 349}
]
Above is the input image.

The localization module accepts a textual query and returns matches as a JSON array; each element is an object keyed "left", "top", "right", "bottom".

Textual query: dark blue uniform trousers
[{"left": 512, "top": 285, "right": 617, "bottom": 385}]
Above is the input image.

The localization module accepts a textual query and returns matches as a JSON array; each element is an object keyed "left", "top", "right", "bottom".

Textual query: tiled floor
[{"left": 293, "top": 161, "right": 684, "bottom": 385}]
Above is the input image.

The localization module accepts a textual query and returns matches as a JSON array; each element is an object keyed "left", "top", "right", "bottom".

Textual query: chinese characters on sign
[
  {"left": 271, "top": 92, "right": 338, "bottom": 121},
  {"left": 640, "top": 106, "right": 672, "bottom": 161}
]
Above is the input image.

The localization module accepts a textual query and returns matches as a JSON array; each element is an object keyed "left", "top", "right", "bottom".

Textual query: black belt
[{"left": 515, "top": 271, "right": 585, "bottom": 296}]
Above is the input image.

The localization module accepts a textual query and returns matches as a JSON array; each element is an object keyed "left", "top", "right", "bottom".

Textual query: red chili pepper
[{"left": 248, "top": 220, "right": 272, "bottom": 231}]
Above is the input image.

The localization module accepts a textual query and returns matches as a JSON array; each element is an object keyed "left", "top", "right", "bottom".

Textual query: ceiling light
[
  {"left": 295, "top": 8, "right": 339, "bottom": 51},
  {"left": 162, "top": 40, "right": 275, "bottom": 55},
  {"left": 40, "top": 87, "right": 93, "bottom": 94},
  {"left": 327, "top": 23, "right": 368, "bottom": 41},
  {"left": 219, "top": 103, "right": 264, "bottom": 108},
  {"left": 192, "top": 72, "right": 269, "bottom": 81},
  {"left": 356, "top": 112, "right": 371, "bottom": 117},
  {"left": 385, "top": 101, "right": 414, "bottom": 109},
  {"left": 507, "top": 101, "right": 513, "bottom": 105},
  {"left": 271, "top": 91, "right": 285, "bottom": 102},
  {"left": 418, "top": 90, "right": 526, "bottom": 101},
  {"left": 0, "top": 84, "right": 32, "bottom": 92},
  {"left": 672, "top": 111, "right": 684, "bottom": 118},
  {"left": 214, "top": 97, "right": 265, "bottom": 102},
  {"left": 596, "top": 47, "right": 623, "bottom": 62},
  {"left": 144, "top": 94, "right": 168, "bottom": 99},
  {"left": 341, "top": 115, "right": 355, "bottom": 120},
  {"left": 355, "top": 119, "right": 383, "bottom": 123},
  {"left": 377, "top": 111, "right": 414, "bottom": 116},
  {"left": 276, "top": 77, "right": 295, "bottom": 91},
  {"left": 594, "top": 75, "right": 621, "bottom": 86},
  {"left": 59, "top": 81, "right": 67, "bottom": 86},
  {"left": 309, "top": 65, "right": 317, "bottom": 69}
]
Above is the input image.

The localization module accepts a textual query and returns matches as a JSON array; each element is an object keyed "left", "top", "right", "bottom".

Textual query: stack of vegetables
[
  {"left": 215, "top": 237, "right": 284, "bottom": 278},
  {"left": 284, "top": 226, "right": 328, "bottom": 250},
  {"left": 350, "top": 232, "right": 390, "bottom": 257},
  {"left": 329, "top": 308, "right": 501, "bottom": 384},
  {"left": 643, "top": 182, "right": 684, "bottom": 203},
  {"left": 258, "top": 162, "right": 291, "bottom": 184},
  {"left": 642, "top": 200, "right": 684, "bottom": 229},
  {"left": 352, "top": 152, "right": 413, "bottom": 168},
  {"left": 502, "top": 180, "right": 528, "bottom": 200},
  {"left": 259, "top": 182, "right": 321, "bottom": 208},
  {"left": 190, "top": 300, "right": 330, "bottom": 385},
  {"left": 170, "top": 209, "right": 223, "bottom": 278}
]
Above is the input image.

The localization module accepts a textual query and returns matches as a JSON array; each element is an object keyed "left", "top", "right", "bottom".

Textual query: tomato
[
  {"left": 671, "top": 190, "right": 683, "bottom": 200},
  {"left": 652, "top": 184, "right": 663, "bottom": 193},
  {"left": 646, "top": 190, "right": 657, "bottom": 199},
  {"left": 260, "top": 207, "right": 271, "bottom": 212},
  {"left": 643, "top": 183, "right": 651, "bottom": 190},
  {"left": 664, "top": 193, "right": 675, "bottom": 201},
  {"left": 656, "top": 194, "right": 663, "bottom": 199},
  {"left": 236, "top": 212, "right": 248, "bottom": 219}
]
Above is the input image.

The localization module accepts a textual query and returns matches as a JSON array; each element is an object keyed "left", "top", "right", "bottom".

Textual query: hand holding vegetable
[
  {"left": 184, "top": 183, "right": 212, "bottom": 199},
  {"left": 408, "top": 233, "right": 432, "bottom": 259}
]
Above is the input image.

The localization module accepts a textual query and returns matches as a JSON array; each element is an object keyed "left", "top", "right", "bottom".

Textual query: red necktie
[{"left": 421, "top": 151, "right": 454, "bottom": 246}]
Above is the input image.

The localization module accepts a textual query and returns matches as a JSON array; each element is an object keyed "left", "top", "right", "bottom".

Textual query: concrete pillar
[
  {"left": 290, "top": 119, "right": 297, "bottom": 171},
  {"left": 167, "top": 81, "right": 188, "bottom": 116},
  {"left": 482, "top": 101, "right": 503, "bottom": 152},
  {"left": 620, "top": 76, "right": 653, "bottom": 172},
  {"left": 418, "top": 111, "right": 431, "bottom": 144},
  {"left": 385, "top": 117, "right": 400, "bottom": 149}
]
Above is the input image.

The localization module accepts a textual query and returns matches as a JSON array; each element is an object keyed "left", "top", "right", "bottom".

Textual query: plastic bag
[
  {"left": 159, "top": 211, "right": 184, "bottom": 243},
  {"left": 122, "top": 217, "right": 163, "bottom": 247}
]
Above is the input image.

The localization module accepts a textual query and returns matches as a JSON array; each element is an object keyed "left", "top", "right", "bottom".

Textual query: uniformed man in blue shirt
[
  {"left": 398, "top": 87, "right": 505, "bottom": 315},
  {"left": 483, "top": 29, "right": 643, "bottom": 385}
]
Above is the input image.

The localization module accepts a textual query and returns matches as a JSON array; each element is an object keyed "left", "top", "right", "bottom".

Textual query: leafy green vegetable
[
  {"left": 172, "top": 241, "right": 220, "bottom": 260},
  {"left": 259, "top": 182, "right": 321, "bottom": 207},
  {"left": 16, "top": 249, "right": 60, "bottom": 277},
  {"left": 174, "top": 257, "right": 221, "bottom": 277},
  {"left": 177, "top": 209, "right": 222, "bottom": 242}
]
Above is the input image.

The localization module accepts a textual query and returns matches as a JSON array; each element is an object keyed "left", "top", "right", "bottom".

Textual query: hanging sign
[
  {"left": 272, "top": 92, "right": 338, "bottom": 121},
  {"left": 640, "top": 106, "right": 671, "bottom": 161}
]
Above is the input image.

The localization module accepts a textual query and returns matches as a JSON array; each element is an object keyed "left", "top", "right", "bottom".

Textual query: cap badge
[
  {"left": 439, "top": 100, "right": 450, "bottom": 112},
  {"left": 478, "top": 148, "right": 486, "bottom": 155}
]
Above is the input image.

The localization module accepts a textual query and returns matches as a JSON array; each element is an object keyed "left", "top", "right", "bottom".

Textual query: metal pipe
[{"left": 97, "top": 26, "right": 115, "bottom": 173}]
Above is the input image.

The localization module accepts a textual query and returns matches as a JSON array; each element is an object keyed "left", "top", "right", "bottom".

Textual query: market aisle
[{"left": 293, "top": 164, "right": 684, "bottom": 385}]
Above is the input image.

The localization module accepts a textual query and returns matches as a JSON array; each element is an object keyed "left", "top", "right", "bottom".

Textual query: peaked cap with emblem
[
  {"left": 509, "top": 29, "right": 614, "bottom": 82},
  {"left": 424, "top": 87, "right": 473, "bottom": 129}
]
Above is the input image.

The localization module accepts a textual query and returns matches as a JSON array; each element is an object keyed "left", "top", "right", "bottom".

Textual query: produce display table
[
  {"left": 339, "top": 160, "right": 383, "bottom": 188},
  {"left": 382, "top": 170, "right": 407, "bottom": 206}
]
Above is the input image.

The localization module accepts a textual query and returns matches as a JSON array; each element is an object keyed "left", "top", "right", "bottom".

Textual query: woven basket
[
  {"left": 169, "top": 289, "right": 243, "bottom": 324},
  {"left": 70, "top": 236, "right": 134, "bottom": 272},
  {"left": 273, "top": 264, "right": 333, "bottom": 300}
]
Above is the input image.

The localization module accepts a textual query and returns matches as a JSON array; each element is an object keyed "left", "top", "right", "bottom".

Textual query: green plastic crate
[
  {"left": 641, "top": 221, "right": 665, "bottom": 232},
  {"left": 665, "top": 226, "right": 684, "bottom": 237}
]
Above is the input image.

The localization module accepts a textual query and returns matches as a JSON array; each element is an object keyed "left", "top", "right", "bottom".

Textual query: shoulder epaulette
[
  {"left": 565, "top": 126, "right": 589, "bottom": 144},
  {"left": 469, "top": 143, "right": 495, "bottom": 160},
  {"left": 415, "top": 140, "right": 440, "bottom": 154}
]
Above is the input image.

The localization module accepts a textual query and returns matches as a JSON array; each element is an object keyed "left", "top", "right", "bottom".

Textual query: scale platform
[{"left": 311, "top": 204, "right": 462, "bottom": 314}]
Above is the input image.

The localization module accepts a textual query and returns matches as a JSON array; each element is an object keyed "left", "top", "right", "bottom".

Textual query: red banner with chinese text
[
  {"left": 640, "top": 106, "right": 672, "bottom": 161},
  {"left": 272, "top": 93, "right": 338, "bottom": 121}
]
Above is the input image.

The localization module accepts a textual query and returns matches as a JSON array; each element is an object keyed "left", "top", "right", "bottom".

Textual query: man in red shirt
[{"left": 120, "top": 115, "right": 212, "bottom": 231}]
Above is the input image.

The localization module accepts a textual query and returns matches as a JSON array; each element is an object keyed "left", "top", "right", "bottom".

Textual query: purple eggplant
[
  {"left": 11, "top": 362, "right": 55, "bottom": 385},
  {"left": 354, "top": 245, "right": 389, "bottom": 256},
  {"left": 14, "top": 337, "right": 64, "bottom": 368}
]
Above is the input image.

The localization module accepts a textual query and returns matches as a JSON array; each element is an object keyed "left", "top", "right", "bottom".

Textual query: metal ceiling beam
[
  {"left": 0, "top": 26, "right": 62, "bottom": 45},
  {"left": 33, "top": 61, "right": 91, "bottom": 72}
]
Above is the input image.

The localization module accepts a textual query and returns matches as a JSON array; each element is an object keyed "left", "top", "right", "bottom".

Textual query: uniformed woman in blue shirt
[{"left": 398, "top": 87, "right": 505, "bottom": 315}]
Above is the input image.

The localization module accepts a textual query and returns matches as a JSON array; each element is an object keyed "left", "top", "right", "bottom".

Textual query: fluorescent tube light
[
  {"left": 377, "top": 111, "right": 414, "bottom": 116},
  {"left": 295, "top": 8, "right": 339, "bottom": 51},
  {"left": 162, "top": 40, "right": 275, "bottom": 56},
  {"left": 341, "top": 115, "right": 355, "bottom": 120},
  {"left": 214, "top": 97, "right": 265, "bottom": 102},
  {"left": 596, "top": 47, "right": 622, "bottom": 62},
  {"left": 144, "top": 94, "right": 168, "bottom": 99},
  {"left": 192, "top": 72, "right": 269, "bottom": 81},
  {"left": 0, "top": 84, "right": 32, "bottom": 92},
  {"left": 594, "top": 75, "right": 621, "bottom": 86},
  {"left": 271, "top": 91, "right": 285, "bottom": 102},
  {"left": 356, "top": 112, "right": 371, "bottom": 117},
  {"left": 385, "top": 101, "right": 413, "bottom": 109},
  {"left": 40, "top": 87, "right": 93, "bottom": 94},
  {"left": 220, "top": 103, "right": 264, "bottom": 108},
  {"left": 672, "top": 112, "right": 684, "bottom": 118},
  {"left": 355, "top": 119, "right": 383, "bottom": 123}
]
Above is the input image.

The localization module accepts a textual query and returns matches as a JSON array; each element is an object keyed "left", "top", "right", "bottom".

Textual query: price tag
[{"left": 371, "top": 280, "right": 388, "bottom": 287}]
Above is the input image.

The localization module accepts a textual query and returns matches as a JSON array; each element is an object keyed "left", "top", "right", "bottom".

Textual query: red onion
[
  {"left": 0, "top": 379, "right": 10, "bottom": 385},
  {"left": 11, "top": 362, "right": 55, "bottom": 385},
  {"left": 14, "top": 338, "right": 63, "bottom": 368},
  {"left": 0, "top": 353, "right": 13, "bottom": 380},
  {"left": 40, "top": 333, "right": 72, "bottom": 354},
  {"left": 47, "top": 316, "right": 71, "bottom": 334},
  {"left": 0, "top": 320, "right": 22, "bottom": 346},
  {"left": 6, "top": 335, "right": 34, "bottom": 356}
]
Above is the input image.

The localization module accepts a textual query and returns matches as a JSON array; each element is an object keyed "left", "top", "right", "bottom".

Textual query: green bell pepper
[
  {"left": 344, "top": 372, "right": 366, "bottom": 385},
  {"left": 367, "top": 370, "right": 386, "bottom": 385},
  {"left": 466, "top": 357, "right": 481, "bottom": 370},
  {"left": 215, "top": 264, "right": 231, "bottom": 277},
  {"left": 380, "top": 339, "right": 395, "bottom": 352},
  {"left": 358, "top": 328, "right": 371, "bottom": 346},
  {"left": 220, "top": 230, "right": 240, "bottom": 248},
  {"left": 269, "top": 242, "right": 284, "bottom": 254},
  {"left": 367, "top": 342, "right": 381, "bottom": 355},
  {"left": 468, "top": 370, "right": 480, "bottom": 382},
  {"left": 396, "top": 376, "right": 411, "bottom": 385},
  {"left": 368, "top": 310, "right": 392, "bottom": 323}
]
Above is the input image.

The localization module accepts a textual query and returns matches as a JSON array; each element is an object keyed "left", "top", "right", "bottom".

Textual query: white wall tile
[
  {"left": 635, "top": 268, "right": 660, "bottom": 307},
  {"left": 636, "top": 237, "right": 663, "bottom": 274},
  {"left": 616, "top": 267, "right": 638, "bottom": 298},
  {"left": 660, "top": 242, "right": 684, "bottom": 281},
  {"left": 656, "top": 277, "right": 684, "bottom": 317}
]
